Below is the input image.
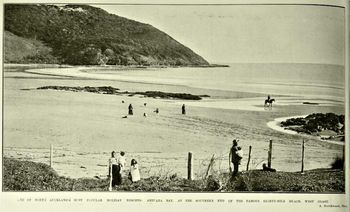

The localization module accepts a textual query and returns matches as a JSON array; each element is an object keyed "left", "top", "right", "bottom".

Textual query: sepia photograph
[{"left": 1, "top": 0, "right": 348, "bottom": 210}]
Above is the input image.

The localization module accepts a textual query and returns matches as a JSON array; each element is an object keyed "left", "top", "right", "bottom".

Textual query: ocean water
[
  {"left": 88, "top": 63, "right": 345, "bottom": 100},
  {"left": 4, "top": 63, "right": 346, "bottom": 178}
]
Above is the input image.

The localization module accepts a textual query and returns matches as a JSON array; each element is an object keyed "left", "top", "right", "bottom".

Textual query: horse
[{"left": 264, "top": 98, "right": 275, "bottom": 108}]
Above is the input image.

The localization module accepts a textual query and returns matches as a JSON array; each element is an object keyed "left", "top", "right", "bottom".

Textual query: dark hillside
[
  {"left": 5, "top": 4, "right": 209, "bottom": 66},
  {"left": 4, "top": 31, "right": 58, "bottom": 63}
]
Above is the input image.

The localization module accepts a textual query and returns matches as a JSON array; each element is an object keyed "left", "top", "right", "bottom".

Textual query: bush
[{"left": 331, "top": 157, "right": 344, "bottom": 170}]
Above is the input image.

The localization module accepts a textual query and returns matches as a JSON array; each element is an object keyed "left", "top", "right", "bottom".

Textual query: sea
[{"left": 4, "top": 63, "right": 346, "bottom": 179}]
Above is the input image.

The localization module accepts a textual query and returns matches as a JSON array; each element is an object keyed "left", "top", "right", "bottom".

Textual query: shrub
[{"left": 331, "top": 157, "right": 344, "bottom": 170}]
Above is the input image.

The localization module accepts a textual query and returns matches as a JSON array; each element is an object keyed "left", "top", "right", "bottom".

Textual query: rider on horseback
[{"left": 264, "top": 95, "right": 275, "bottom": 108}]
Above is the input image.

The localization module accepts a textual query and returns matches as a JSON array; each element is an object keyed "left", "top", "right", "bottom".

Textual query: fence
[{"left": 45, "top": 139, "right": 344, "bottom": 182}]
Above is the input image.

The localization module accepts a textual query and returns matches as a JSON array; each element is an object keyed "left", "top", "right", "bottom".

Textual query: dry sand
[{"left": 3, "top": 65, "right": 345, "bottom": 179}]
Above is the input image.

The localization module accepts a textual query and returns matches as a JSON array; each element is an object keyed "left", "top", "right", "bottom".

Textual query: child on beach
[{"left": 129, "top": 159, "right": 140, "bottom": 182}]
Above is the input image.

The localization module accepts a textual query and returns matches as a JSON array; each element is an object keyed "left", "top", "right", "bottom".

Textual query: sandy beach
[{"left": 3, "top": 64, "right": 345, "bottom": 179}]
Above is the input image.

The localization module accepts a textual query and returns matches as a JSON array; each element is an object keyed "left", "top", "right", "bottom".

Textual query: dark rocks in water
[
  {"left": 80, "top": 166, "right": 86, "bottom": 169},
  {"left": 37, "top": 86, "right": 209, "bottom": 100},
  {"left": 135, "top": 91, "right": 207, "bottom": 100},
  {"left": 302, "top": 102, "right": 319, "bottom": 105},
  {"left": 280, "top": 113, "right": 345, "bottom": 137},
  {"left": 37, "top": 85, "right": 120, "bottom": 94}
]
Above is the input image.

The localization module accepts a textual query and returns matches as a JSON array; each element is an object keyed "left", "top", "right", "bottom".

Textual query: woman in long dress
[
  {"left": 109, "top": 151, "right": 119, "bottom": 187},
  {"left": 130, "top": 159, "right": 140, "bottom": 182}
]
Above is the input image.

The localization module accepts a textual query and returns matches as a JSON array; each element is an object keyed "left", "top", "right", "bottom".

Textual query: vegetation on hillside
[
  {"left": 5, "top": 4, "right": 209, "bottom": 66},
  {"left": 3, "top": 158, "right": 344, "bottom": 192},
  {"left": 4, "top": 31, "right": 59, "bottom": 64}
]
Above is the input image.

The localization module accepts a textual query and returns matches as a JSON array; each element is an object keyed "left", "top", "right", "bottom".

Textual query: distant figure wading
[
  {"left": 182, "top": 104, "right": 186, "bottom": 115},
  {"left": 128, "top": 104, "right": 133, "bottom": 115}
]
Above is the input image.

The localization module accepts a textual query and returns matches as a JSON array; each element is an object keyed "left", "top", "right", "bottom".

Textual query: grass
[{"left": 3, "top": 158, "right": 345, "bottom": 192}]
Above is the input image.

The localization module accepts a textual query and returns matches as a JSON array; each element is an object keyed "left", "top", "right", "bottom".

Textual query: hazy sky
[{"left": 96, "top": 4, "right": 345, "bottom": 65}]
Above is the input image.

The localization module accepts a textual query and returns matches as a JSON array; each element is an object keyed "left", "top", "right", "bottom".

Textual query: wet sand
[{"left": 3, "top": 65, "right": 345, "bottom": 179}]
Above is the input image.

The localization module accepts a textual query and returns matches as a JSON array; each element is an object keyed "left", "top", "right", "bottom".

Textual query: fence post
[
  {"left": 267, "top": 140, "right": 272, "bottom": 168},
  {"left": 343, "top": 145, "right": 345, "bottom": 171},
  {"left": 246, "top": 146, "right": 252, "bottom": 171},
  {"left": 188, "top": 152, "right": 193, "bottom": 180},
  {"left": 205, "top": 154, "right": 215, "bottom": 179},
  {"left": 109, "top": 163, "right": 113, "bottom": 191},
  {"left": 301, "top": 139, "right": 305, "bottom": 173},
  {"left": 50, "top": 144, "right": 53, "bottom": 167}
]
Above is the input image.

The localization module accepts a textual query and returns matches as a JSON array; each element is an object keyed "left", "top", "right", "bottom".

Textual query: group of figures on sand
[
  {"left": 126, "top": 103, "right": 186, "bottom": 116},
  {"left": 109, "top": 151, "right": 140, "bottom": 187}
]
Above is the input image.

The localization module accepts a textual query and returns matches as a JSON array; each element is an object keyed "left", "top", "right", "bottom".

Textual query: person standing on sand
[
  {"left": 109, "top": 151, "right": 118, "bottom": 187},
  {"left": 118, "top": 151, "right": 127, "bottom": 176},
  {"left": 182, "top": 104, "right": 186, "bottom": 115},
  {"left": 128, "top": 104, "right": 133, "bottom": 115},
  {"left": 229, "top": 139, "right": 242, "bottom": 177},
  {"left": 113, "top": 151, "right": 125, "bottom": 186},
  {"left": 129, "top": 159, "right": 140, "bottom": 182}
]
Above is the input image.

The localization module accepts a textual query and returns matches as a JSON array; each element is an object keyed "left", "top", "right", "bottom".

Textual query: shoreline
[
  {"left": 4, "top": 64, "right": 345, "bottom": 180},
  {"left": 4, "top": 63, "right": 229, "bottom": 70},
  {"left": 267, "top": 116, "right": 345, "bottom": 146}
]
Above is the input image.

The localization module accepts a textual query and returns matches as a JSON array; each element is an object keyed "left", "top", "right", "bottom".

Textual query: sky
[{"left": 95, "top": 4, "right": 345, "bottom": 65}]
